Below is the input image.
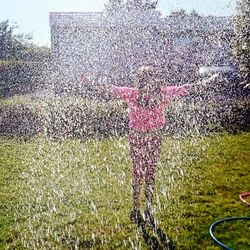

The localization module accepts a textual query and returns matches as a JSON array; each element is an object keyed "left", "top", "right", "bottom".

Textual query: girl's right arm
[
  {"left": 87, "top": 82, "right": 134, "bottom": 98},
  {"left": 92, "top": 81, "right": 114, "bottom": 96},
  {"left": 80, "top": 76, "right": 114, "bottom": 96},
  {"left": 80, "top": 77, "right": 136, "bottom": 100}
]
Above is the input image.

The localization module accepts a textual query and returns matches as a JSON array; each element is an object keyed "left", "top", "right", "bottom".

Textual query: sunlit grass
[{"left": 0, "top": 132, "right": 249, "bottom": 249}]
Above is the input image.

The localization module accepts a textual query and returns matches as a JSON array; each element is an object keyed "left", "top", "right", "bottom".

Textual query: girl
[{"left": 84, "top": 66, "right": 217, "bottom": 224}]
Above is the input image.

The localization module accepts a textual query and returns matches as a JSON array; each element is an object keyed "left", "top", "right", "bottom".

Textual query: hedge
[
  {"left": 0, "top": 60, "right": 49, "bottom": 98},
  {"left": 0, "top": 95, "right": 249, "bottom": 140},
  {"left": 0, "top": 97, "right": 128, "bottom": 140}
]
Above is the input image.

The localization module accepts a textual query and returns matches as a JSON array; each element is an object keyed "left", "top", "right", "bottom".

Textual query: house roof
[
  {"left": 161, "top": 16, "right": 232, "bottom": 32},
  {"left": 49, "top": 11, "right": 233, "bottom": 32},
  {"left": 49, "top": 12, "right": 103, "bottom": 27}
]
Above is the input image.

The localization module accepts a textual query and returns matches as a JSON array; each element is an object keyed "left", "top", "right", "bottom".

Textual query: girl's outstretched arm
[
  {"left": 80, "top": 76, "right": 136, "bottom": 100},
  {"left": 89, "top": 81, "right": 136, "bottom": 99},
  {"left": 93, "top": 81, "right": 114, "bottom": 96},
  {"left": 162, "top": 74, "right": 219, "bottom": 98},
  {"left": 80, "top": 76, "right": 114, "bottom": 96}
]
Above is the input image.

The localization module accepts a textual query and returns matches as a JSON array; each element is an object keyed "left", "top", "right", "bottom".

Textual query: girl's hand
[
  {"left": 80, "top": 75, "right": 94, "bottom": 86},
  {"left": 199, "top": 73, "right": 220, "bottom": 87},
  {"left": 178, "top": 84, "right": 190, "bottom": 96},
  {"left": 182, "top": 84, "right": 191, "bottom": 89},
  {"left": 207, "top": 73, "right": 220, "bottom": 83}
]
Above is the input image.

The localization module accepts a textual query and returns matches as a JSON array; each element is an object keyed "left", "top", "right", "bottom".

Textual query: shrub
[
  {"left": 0, "top": 96, "right": 249, "bottom": 140},
  {"left": 0, "top": 60, "right": 49, "bottom": 98},
  {"left": 0, "top": 97, "right": 129, "bottom": 140},
  {"left": 220, "top": 98, "right": 250, "bottom": 133},
  {"left": 0, "top": 103, "right": 42, "bottom": 138},
  {"left": 165, "top": 96, "right": 250, "bottom": 136},
  {"left": 42, "top": 98, "right": 128, "bottom": 140}
]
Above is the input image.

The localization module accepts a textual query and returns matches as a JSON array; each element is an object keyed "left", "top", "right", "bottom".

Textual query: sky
[{"left": 0, "top": 0, "right": 237, "bottom": 47}]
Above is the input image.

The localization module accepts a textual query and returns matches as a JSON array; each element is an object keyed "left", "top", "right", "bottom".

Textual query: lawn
[{"left": 0, "top": 132, "right": 249, "bottom": 249}]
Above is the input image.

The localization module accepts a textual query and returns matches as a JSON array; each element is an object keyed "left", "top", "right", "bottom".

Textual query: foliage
[
  {"left": 170, "top": 9, "right": 188, "bottom": 17},
  {"left": 169, "top": 9, "right": 203, "bottom": 18},
  {"left": 0, "top": 96, "right": 128, "bottom": 140},
  {"left": 125, "top": 0, "right": 158, "bottom": 10},
  {"left": 0, "top": 133, "right": 249, "bottom": 249},
  {"left": 0, "top": 95, "right": 249, "bottom": 140},
  {"left": 0, "top": 102, "right": 42, "bottom": 138},
  {"left": 0, "top": 60, "right": 50, "bottom": 98},
  {"left": 190, "top": 9, "right": 201, "bottom": 17},
  {"left": 105, "top": 0, "right": 125, "bottom": 12},
  {"left": 0, "top": 20, "right": 30, "bottom": 60},
  {"left": 0, "top": 19, "right": 50, "bottom": 61},
  {"left": 0, "top": 20, "right": 51, "bottom": 98},
  {"left": 105, "top": 0, "right": 158, "bottom": 12},
  {"left": 232, "top": 0, "right": 250, "bottom": 88}
]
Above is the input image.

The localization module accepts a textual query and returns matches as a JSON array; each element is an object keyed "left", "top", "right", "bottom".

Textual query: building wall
[{"left": 49, "top": 11, "right": 234, "bottom": 89}]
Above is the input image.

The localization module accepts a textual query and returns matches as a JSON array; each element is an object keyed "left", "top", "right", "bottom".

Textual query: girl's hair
[{"left": 136, "top": 66, "right": 164, "bottom": 108}]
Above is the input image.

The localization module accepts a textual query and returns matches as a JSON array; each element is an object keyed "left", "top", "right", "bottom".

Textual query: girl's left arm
[{"left": 162, "top": 74, "right": 219, "bottom": 98}]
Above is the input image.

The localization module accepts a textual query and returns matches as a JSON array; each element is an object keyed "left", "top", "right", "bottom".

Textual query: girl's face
[{"left": 139, "top": 74, "right": 161, "bottom": 94}]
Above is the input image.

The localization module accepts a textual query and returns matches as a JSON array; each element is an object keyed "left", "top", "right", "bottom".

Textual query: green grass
[{"left": 0, "top": 133, "right": 249, "bottom": 249}]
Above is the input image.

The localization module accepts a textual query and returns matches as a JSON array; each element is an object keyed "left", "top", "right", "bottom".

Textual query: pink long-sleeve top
[{"left": 112, "top": 85, "right": 190, "bottom": 132}]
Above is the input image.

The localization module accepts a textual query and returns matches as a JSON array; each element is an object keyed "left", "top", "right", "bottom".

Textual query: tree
[
  {"left": 0, "top": 20, "right": 50, "bottom": 62},
  {"left": 105, "top": 0, "right": 125, "bottom": 12},
  {"left": 0, "top": 20, "right": 51, "bottom": 97},
  {"left": 190, "top": 9, "right": 201, "bottom": 18},
  {"left": 125, "top": 0, "right": 158, "bottom": 10},
  {"left": 105, "top": 0, "right": 158, "bottom": 12},
  {"left": 232, "top": 0, "right": 250, "bottom": 88},
  {"left": 170, "top": 9, "right": 187, "bottom": 17},
  {"left": 0, "top": 20, "right": 33, "bottom": 60}
]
